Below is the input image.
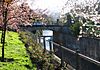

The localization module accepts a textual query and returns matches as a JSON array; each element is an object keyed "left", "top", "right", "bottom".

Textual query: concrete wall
[{"left": 53, "top": 28, "right": 100, "bottom": 61}]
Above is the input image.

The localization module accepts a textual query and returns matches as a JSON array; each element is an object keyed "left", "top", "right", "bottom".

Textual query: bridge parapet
[{"left": 19, "top": 25, "right": 69, "bottom": 32}]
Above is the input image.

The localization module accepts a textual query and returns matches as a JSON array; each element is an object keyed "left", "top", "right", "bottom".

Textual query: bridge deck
[{"left": 19, "top": 25, "right": 67, "bottom": 31}]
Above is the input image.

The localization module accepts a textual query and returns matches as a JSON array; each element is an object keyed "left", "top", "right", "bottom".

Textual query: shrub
[{"left": 19, "top": 31, "right": 55, "bottom": 69}]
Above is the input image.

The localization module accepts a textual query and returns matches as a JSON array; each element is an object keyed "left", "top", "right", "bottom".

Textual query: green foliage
[
  {"left": 19, "top": 31, "right": 55, "bottom": 70},
  {"left": 87, "top": 19, "right": 95, "bottom": 25},
  {"left": 61, "top": 13, "right": 82, "bottom": 36},
  {"left": 61, "top": 13, "right": 73, "bottom": 25},
  {"left": 70, "top": 21, "right": 82, "bottom": 37},
  {"left": 0, "top": 31, "right": 37, "bottom": 70}
]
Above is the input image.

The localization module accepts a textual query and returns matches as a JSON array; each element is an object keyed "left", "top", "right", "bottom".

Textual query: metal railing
[
  {"left": 39, "top": 36, "right": 100, "bottom": 70},
  {"left": 49, "top": 41, "right": 100, "bottom": 70}
]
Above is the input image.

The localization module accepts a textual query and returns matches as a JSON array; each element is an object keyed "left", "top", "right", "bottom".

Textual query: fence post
[
  {"left": 49, "top": 40, "right": 53, "bottom": 63},
  {"left": 49, "top": 40, "right": 52, "bottom": 55},
  {"left": 76, "top": 49, "right": 80, "bottom": 70},
  {"left": 61, "top": 46, "right": 64, "bottom": 68},
  {"left": 43, "top": 37, "right": 46, "bottom": 53}
]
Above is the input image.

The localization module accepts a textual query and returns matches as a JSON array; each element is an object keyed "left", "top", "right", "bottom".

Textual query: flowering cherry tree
[
  {"left": 0, "top": 0, "right": 48, "bottom": 61},
  {"left": 0, "top": 0, "right": 40, "bottom": 61},
  {"left": 0, "top": 0, "right": 42, "bottom": 31}
]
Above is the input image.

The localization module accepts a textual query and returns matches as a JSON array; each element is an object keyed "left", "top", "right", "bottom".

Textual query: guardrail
[
  {"left": 39, "top": 36, "right": 100, "bottom": 70},
  {"left": 49, "top": 41, "right": 100, "bottom": 70}
]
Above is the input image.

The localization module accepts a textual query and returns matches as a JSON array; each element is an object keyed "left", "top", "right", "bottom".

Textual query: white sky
[
  {"left": 25, "top": 0, "right": 98, "bottom": 20},
  {"left": 28, "top": 0, "right": 67, "bottom": 12},
  {"left": 28, "top": 0, "right": 98, "bottom": 12}
]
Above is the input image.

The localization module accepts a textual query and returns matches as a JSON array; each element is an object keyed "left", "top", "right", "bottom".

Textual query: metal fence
[
  {"left": 51, "top": 41, "right": 100, "bottom": 70},
  {"left": 39, "top": 36, "right": 100, "bottom": 70}
]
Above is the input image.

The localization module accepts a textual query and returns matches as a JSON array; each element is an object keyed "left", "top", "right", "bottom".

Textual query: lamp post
[{"left": 1, "top": 0, "right": 12, "bottom": 61}]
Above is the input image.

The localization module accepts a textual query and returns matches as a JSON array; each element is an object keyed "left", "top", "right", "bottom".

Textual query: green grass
[{"left": 0, "top": 31, "right": 37, "bottom": 70}]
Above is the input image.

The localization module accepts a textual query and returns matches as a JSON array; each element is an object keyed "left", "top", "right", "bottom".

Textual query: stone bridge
[{"left": 19, "top": 25, "right": 71, "bottom": 33}]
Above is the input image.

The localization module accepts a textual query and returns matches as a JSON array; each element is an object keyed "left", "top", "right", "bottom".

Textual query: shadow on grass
[
  {"left": 0, "top": 57, "right": 14, "bottom": 62},
  {"left": 24, "top": 44, "right": 38, "bottom": 69}
]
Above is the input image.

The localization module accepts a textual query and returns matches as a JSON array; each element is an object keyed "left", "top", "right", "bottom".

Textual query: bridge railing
[{"left": 49, "top": 41, "right": 100, "bottom": 70}]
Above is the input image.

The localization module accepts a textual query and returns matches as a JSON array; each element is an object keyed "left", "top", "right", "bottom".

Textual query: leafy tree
[
  {"left": 60, "top": 13, "right": 73, "bottom": 25},
  {"left": 66, "top": 13, "right": 72, "bottom": 26},
  {"left": 70, "top": 16, "right": 82, "bottom": 37}
]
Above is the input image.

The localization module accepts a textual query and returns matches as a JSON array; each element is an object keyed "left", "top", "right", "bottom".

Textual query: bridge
[{"left": 19, "top": 25, "right": 70, "bottom": 33}]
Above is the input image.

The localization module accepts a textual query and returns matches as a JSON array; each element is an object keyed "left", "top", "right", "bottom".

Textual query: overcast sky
[
  {"left": 25, "top": 0, "right": 98, "bottom": 20},
  {"left": 27, "top": 0, "right": 98, "bottom": 13},
  {"left": 32, "top": 0, "right": 66, "bottom": 12}
]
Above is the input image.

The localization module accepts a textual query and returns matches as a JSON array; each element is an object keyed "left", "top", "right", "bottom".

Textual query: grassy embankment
[
  {"left": 0, "top": 31, "right": 37, "bottom": 70},
  {"left": 19, "top": 31, "right": 55, "bottom": 70}
]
